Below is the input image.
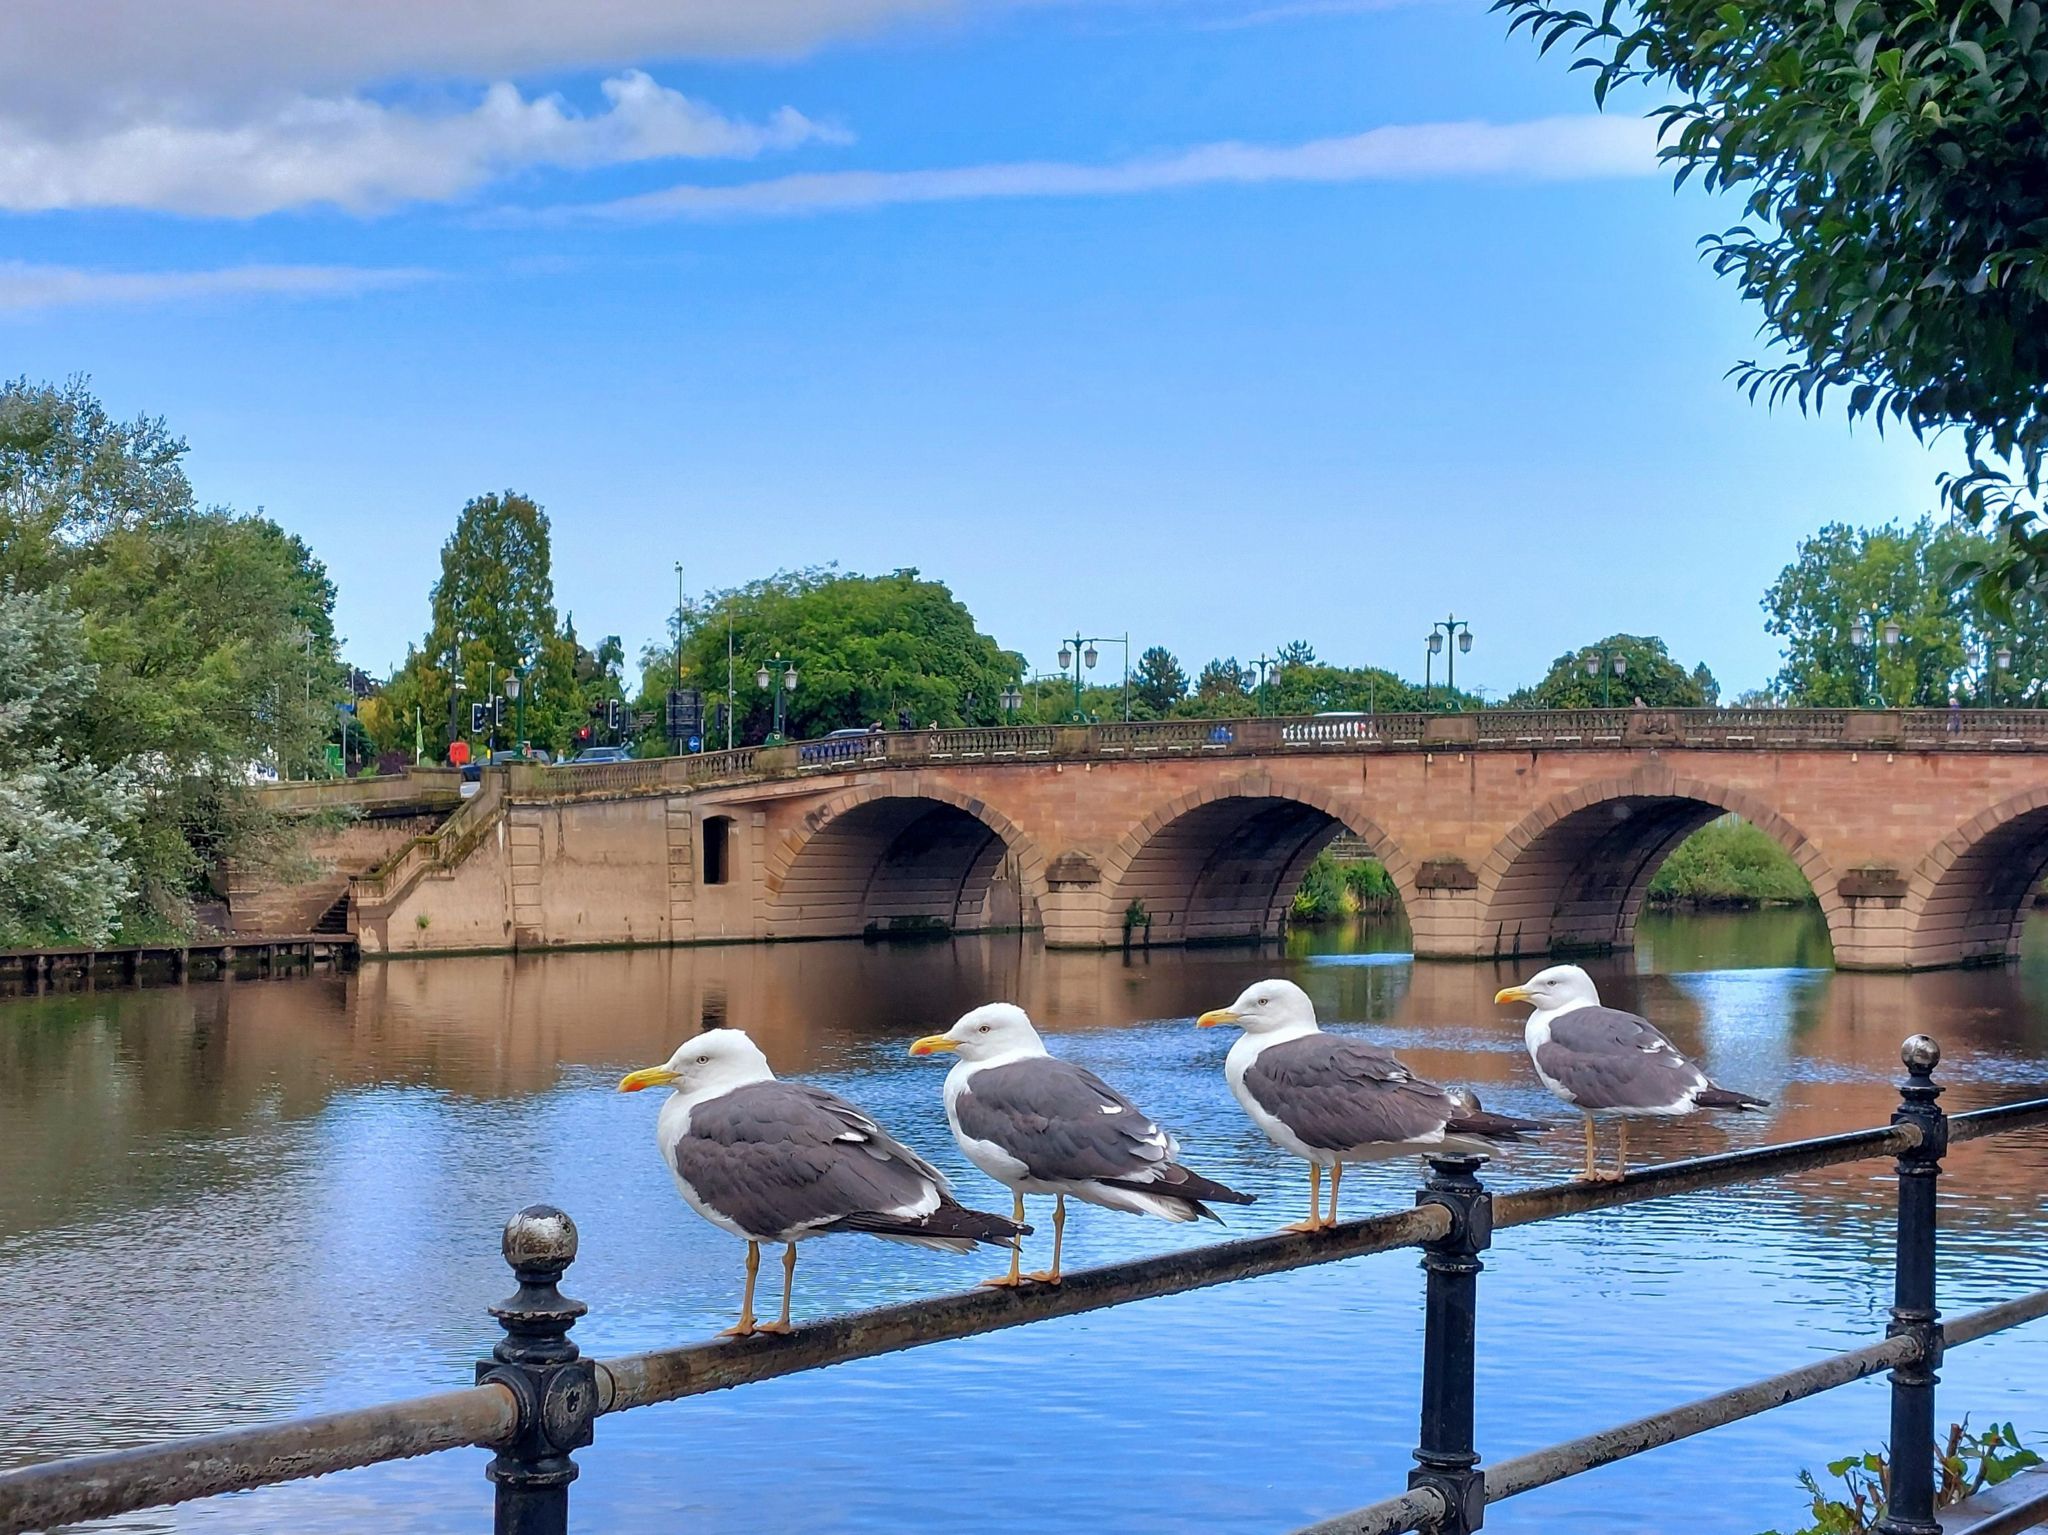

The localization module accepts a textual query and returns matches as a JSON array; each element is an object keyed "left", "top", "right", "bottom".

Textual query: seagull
[
  {"left": 1494, "top": 963, "right": 1769, "bottom": 1181},
  {"left": 909, "top": 1003, "right": 1254, "bottom": 1286},
  {"left": 619, "top": 1029, "right": 1027, "bottom": 1336},
  {"left": 1196, "top": 979, "right": 1544, "bottom": 1231}
]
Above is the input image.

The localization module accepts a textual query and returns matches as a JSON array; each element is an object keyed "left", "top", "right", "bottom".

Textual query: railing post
[
  {"left": 1409, "top": 1153, "right": 1492, "bottom": 1535},
  {"left": 478, "top": 1207, "right": 598, "bottom": 1535},
  {"left": 1875, "top": 1035, "right": 1947, "bottom": 1535}
]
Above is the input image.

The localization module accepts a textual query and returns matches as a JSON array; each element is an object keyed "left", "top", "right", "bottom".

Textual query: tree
[
  {"left": 1131, "top": 646, "right": 1189, "bottom": 716},
  {"left": 0, "top": 584, "right": 138, "bottom": 946},
  {"left": 0, "top": 377, "right": 347, "bottom": 935},
  {"left": 672, "top": 568, "right": 1020, "bottom": 743},
  {"left": 1496, "top": 0, "right": 2048, "bottom": 607},
  {"left": 1264, "top": 662, "right": 1430, "bottom": 715},
  {"left": 414, "top": 491, "right": 585, "bottom": 755},
  {"left": 1276, "top": 639, "right": 1317, "bottom": 668},
  {"left": 1507, "top": 634, "right": 1716, "bottom": 709},
  {"left": 1764, "top": 518, "right": 2048, "bottom": 704}
]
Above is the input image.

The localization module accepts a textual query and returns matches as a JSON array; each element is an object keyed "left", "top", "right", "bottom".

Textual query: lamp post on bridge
[
  {"left": 755, "top": 657, "right": 798, "bottom": 743},
  {"left": 1425, "top": 617, "right": 1474, "bottom": 710},
  {"left": 1848, "top": 616, "right": 1903, "bottom": 705},
  {"left": 1000, "top": 684, "right": 1024, "bottom": 721},
  {"left": 1579, "top": 645, "right": 1628, "bottom": 708},
  {"left": 1251, "top": 654, "right": 1281, "bottom": 717}
]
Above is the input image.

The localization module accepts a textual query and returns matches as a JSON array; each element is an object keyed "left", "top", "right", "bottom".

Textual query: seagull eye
[
  {"left": 696, "top": 1055, "right": 710, "bottom": 1065},
  {"left": 978, "top": 1025, "right": 991, "bottom": 1033}
]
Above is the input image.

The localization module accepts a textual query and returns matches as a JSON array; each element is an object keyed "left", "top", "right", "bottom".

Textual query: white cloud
[
  {"left": 0, "top": 263, "right": 437, "bottom": 313},
  {"left": 0, "top": 2, "right": 961, "bottom": 117},
  {"left": 546, "top": 114, "right": 1660, "bottom": 221},
  {"left": 0, "top": 72, "right": 843, "bottom": 217}
]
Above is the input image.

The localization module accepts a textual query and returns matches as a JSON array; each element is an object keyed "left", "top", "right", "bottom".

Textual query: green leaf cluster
[
  {"left": 1507, "top": 633, "right": 1718, "bottom": 708},
  {"left": 1647, "top": 817, "right": 1818, "bottom": 904},
  {"left": 1761, "top": 1419, "right": 2041, "bottom": 1534}
]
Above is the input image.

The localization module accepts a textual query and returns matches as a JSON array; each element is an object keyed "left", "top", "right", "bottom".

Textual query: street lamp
[
  {"left": 1580, "top": 645, "right": 1628, "bottom": 708},
  {"left": 755, "top": 656, "right": 798, "bottom": 743},
  {"left": 1425, "top": 616, "right": 1475, "bottom": 710},
  {"left": 1992, "top": 644, "right": 2015, "bottom": 705},
  {"left": 504, "top": 670, "right": 525, "bottom": 754},
  {"left": 1057, "top": 632, "right": 1114, "bottom": 721},
  {"left": 1252, "top": 654, "right": 1281, "bottom": 716},
  {"left": 1001, "top": 685, "right": 1024, "bottom": 718}
]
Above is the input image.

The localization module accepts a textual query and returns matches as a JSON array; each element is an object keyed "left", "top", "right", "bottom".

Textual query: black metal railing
[{"left": 3, "top": 1035, "right": 2046, "bottom": 1535}]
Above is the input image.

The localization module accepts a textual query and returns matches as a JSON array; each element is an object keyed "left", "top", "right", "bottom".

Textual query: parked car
[
  {"left": 569, "top": 746, "right": 633, "bottom": 764},
  {"left": 487, "top": 748, "right": 552, "bottom": 766},
  {"left": 800, "top": 726, "right": 885, "bottom": 765}
]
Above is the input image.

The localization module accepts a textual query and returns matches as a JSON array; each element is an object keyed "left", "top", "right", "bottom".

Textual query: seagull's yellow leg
[
  {"left": 1615, "top": 1121, "right": 1629, "bottom": 1179},
  {"left": 753, "top": 1243, "right": 798, "bottom": 1335},
  {"left": 1585, "top": 1117, "right": 1626, "bottom": 1182},
  {"left": 720, "top": 1240, "right": 761, "bottom": 1337},
  {"left": 1027, "top": 1195, "right": 1066, "bottom": 1285},
  {"left": 982, "top": 1191, "right": 1028, "bottom": 1288},
  {"left": 1284, "top": 1164, "right": 1324, "bottom": 1233},
  {"left": 1324, "top": 1162, "right": 1343, "bottom": 1229}
]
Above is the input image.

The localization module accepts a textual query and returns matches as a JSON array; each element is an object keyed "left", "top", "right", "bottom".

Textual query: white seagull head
[
  {"left": 908, "top": 1002, "right": 1045, "bottom": 1063},
  {"left": 1196, "top": 977, "right": 1319, "bottom": 1036},
  {"left": 617, "top": 1028, "right": 774, "bottom": 1099},
  {"left": 1494, "top": 964, "right": 1601, "bottom": 1014}
]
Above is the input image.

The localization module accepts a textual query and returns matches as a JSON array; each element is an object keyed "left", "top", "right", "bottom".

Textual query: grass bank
[{"left": 1646, "top": 818, "right": 1816, "bottom": 909}]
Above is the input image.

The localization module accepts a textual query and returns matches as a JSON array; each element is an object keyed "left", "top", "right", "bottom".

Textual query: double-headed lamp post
[
  {"left": 1848, "top": 616, "right": 1903, "bottom": 705},
  {"left": 1058, "top": 635, "right": 1101, "bottom": 722},
  {"left": 1000, "top": 684, "right": 1024, "bottom": 720},
  {"left": 1581, "top": 645, "right": 1628, "bottom": 708},
  {"left": 1993, "top": 644, "right": 2015, "bottom": 704},
  {"left": 755, "top": 657, "right": 798, "bottom": 743},
  {"left": 1425, "top": 616, "right": 1475, "bottom": 710}
]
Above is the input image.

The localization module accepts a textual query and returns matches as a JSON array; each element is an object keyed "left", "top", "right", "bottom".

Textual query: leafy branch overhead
[{"left": 1496, "top": 0, "right": 2048, "bottom": 609}]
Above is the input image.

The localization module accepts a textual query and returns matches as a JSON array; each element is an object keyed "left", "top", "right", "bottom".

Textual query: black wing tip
[
  {"left": 1449, "top": 1111, "right": 1550, "bottom": 1142},
  {"left": 1696, "top": 1087, "right": 1771, "bottom": 1111}
]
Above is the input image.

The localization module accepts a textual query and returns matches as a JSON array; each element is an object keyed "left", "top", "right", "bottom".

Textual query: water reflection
[{"left": 2, "top": 915, "right": 2046, "bottom": 1534}]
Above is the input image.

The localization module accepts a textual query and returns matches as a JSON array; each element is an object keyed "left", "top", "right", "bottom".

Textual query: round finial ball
[
  {"left": 503, "top": 1205, "right": 578, "bottom": 1270},
  {"left": 1901, "top": 1034, "right": 1942, "bottom": 1073}
]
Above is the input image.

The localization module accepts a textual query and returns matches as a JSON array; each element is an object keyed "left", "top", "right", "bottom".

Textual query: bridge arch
[
  {"left": 1098, "top": 777, "right": 1420, "bottom": 945},
  {"left": 763, "top": 785, "right": 1049, "bottom": 940},
  {"left": 1901, "top": 788, "right": 2048, "bottom": 967},
  {"left": 1475, "top": 770, "right": 1844, "bottom": 959}
]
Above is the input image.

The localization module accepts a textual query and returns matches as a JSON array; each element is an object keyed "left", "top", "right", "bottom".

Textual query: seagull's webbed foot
[
  {"left": 719, "top": 1317, "right": 758, "bottom": 1338},
  {"left": 1281, "top": 1218, "right": 1324, "bottom": 1234},
  {"left": 1583, "top": 1168, "right": 1626, "bottom": 1184},
  {"left": 752, "top": 1320, "right": 794, "bottom": 1336},
  {"left": 980, "top": 1272, "right": 1029, "bottom": 1288}
]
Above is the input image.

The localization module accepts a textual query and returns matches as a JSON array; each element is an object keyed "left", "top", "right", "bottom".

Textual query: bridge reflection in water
[{"left": 4, "top": 917, "right": 2048, "bottom": 1532}]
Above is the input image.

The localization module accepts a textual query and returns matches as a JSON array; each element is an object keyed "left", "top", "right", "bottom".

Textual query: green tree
[
  {"left": 0, "top": 584, "right": 139, "bottom": 946},
  {"left": 1264, "top": 662, "right": 1431, "bottom": 716},
  {"left": 0, "top": 377, "right": 347, "bottom": 933},
  {"left": 1131, "top": 646, "right": 1189, "bottom": 716},
  {"left": 415, "top": 491, "right": 587, "bottom": 755},
  {"left": 1764, "top": 518, "right": 2048, "bottom": 704},
  {"left": 1496, "top": 0, "right": 2048, "bottom": 608},
  {"left": 673, "top": 568, "right": 1020, "bottom": 743},
  {"left": 1508, "top": 634, "right": 1716, "bottom": 709}
]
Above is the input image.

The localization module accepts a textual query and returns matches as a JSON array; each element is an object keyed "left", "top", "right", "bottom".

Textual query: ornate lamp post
[
  {"left": 755, "top": 657, "right": 798, "bottom": 743},
  {"left": 1252, "top": 654, "right": 1281, "bottom": 716},
  {"left": 1000, "top": 684, "right": 1024, "bottom": 719},
  {"left": 1580, "top": 645, "right": 1628, "bottom": 708},
  {"left": 1426, "top": 616, "right": 1475, "bottom": 709},
  {"left": 505, "top": 670, "right": 525, "bottom": 754}
]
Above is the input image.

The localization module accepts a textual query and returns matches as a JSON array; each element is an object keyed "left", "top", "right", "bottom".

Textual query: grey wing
[
  {"left": 954, "top": 1058, "right": 1174, "bottom": 1182},
  {"left": 1244, "top": 1036, "right": 1458, "bottom": 1150},
  {"left": 673, "top": 1081, "right": 942, "bottom": 1238},
  {"left": 1538, "top": 1006, "right": 1709, "bottom": 1111}
]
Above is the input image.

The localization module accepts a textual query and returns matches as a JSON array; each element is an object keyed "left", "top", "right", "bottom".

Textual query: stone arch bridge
[{"left": 333, "top": 709, "right": 2048, "bottom": 971}]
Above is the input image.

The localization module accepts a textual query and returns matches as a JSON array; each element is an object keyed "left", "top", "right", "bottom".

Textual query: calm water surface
[{"left": 5, "top": 910, "right": 2048, "bottom": 1534}]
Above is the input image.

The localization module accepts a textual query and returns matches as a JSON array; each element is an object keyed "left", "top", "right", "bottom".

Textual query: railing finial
[
  {"left": 1874, "top": 1039, "right": 1947, "bottom": 1535},
  {"left": 478, "top": 1205, "right": 597, "bottom": 1535}
]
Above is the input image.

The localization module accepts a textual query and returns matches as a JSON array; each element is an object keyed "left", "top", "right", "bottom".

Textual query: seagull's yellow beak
[
  {"left": 1195, "top": 1008, "right": 1239, "bottom": 1029},
  {"left": 1494, "top": 985, "right": 1533, "bottom": 1006},
  {"left": 908, "top": 1034, "right": 959, "bottom": 1057},
  {"left": 618, "top": 1066, "right": 680, "bottom": 1092}
]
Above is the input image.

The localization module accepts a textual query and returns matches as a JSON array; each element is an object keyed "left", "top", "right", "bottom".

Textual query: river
[{"left": 3, "top": 910, "right": 2046, "bottom": 1534}]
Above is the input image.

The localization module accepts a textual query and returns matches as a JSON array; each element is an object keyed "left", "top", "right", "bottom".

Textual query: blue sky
[{"left": 2, "top": 0, "right": 1952, "bottom": 698}]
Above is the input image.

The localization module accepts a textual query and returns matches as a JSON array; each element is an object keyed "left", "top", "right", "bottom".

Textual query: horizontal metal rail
[
  {"left": 0, "top": 1386, "right": 516, "bottom": 1535},
  {"left": 4, "top": 1089, "right": 2046, "bottom": 1535},
  {"left": 1292, "top": 1289, "right": 2048, "bottom": 1535},
  {"left": 596, "top": 1202, "right": 1450, "bottom": 1413}
]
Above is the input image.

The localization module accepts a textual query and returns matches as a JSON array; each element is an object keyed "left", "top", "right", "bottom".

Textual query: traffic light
[
  {"left": 492, "top": 695, "right": 506, "bottom": 726},
  {"left": 604, "top": 698, "right": 621, "bottom": 731},
  {"left": 470, "top": 702, "right": 485, "bottom": 733}
]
